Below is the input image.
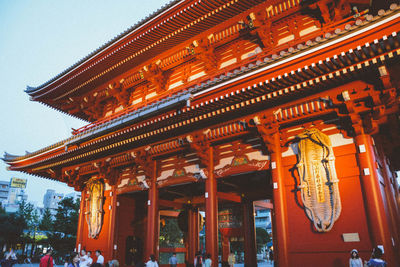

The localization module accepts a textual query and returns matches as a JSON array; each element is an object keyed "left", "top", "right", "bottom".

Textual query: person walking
[
  {"left": 39, "top": 249, "right": 54, "bottom": 267},
  {"left": 168, "top": 253, "right": 178, "bottom": 267},
  {"left": 349, "top": 249, "right": 363, "bottom": 267},
  {"left": 366, "top": 247, "right": 387, "bottom": 267},
  {"left": 146, "top": 254, "right": 159, "bottom": 267},
  {"left": 66, "top": 252, "right": 80, "bottom": 267}
]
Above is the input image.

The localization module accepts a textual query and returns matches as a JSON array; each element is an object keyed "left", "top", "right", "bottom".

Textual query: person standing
[
  {"left": 63, "top": 255, "right": 70, "bottom": 267},
  {"left": 349, "top": 249, "right": 363, "bottom": 267},
  {"left": 39, "top": 249, "right": 54, "bottom": 267},
  {"left": 67, "top": 252, "right": 80, "bottom": 267},
  {"left": 366, "top": 247, "right": 387, "bottom": 267},
  {"left": 194, "top": 251, "right": 202, "bottom": 267},
  {"left": 86, "top": 252, "right": 93, "bottom": 266},
  {"left": 4, "top": 248, "right": 17, "bottom": 267},
  {"left": 204, "top": 254, "right": 212, "bottom": 267},
  {"left": 168, "top": 253, "right": 178, "bottom": 267},
  {"left": 228, "top": 252, "right": 235, "bottom": 267},
  {"left": 146, "top": 254, "right": 159, "bottom": 267},
  {"left": 269, "top": 249, "right": 274, "bottom": 264},
  {"left": 95, "top": 250, "right": 104, "bottom": 265},
  {"left": 80, "top": 249, "right": 89, "bottom": 267}
]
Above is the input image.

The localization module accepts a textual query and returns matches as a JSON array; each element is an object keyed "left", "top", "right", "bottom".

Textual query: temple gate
[{"left": 4, "top": 0, "right": 400, "bottom": 266}]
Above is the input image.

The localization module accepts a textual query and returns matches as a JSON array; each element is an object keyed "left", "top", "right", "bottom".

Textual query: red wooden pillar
[
  {"left": 107, "top": 185, "right": 117, "bottom": 260},
  {"left": 188, "top": 207, "right": 199, "bottom": 264},
  {"left": 242, "top": 201, "right": 257, "bottom": 267},
  {"left": 376, "top": 138, "right": 400, "bottom": 256},
  {"left": 205, "top": 146, "right": 218, "bottom": 265},
  {"left": 270, "top": 132, "right": 289, "bottom": 267},
  {"left": 221, "top": 235, "right": 230, "bottom": 264},
  {"left": 76, "top": 190, "right": 86, "bottom": 253},
  {"left": 354, "top": 133, "right": 397, "bottom": 266},
  {"left": 145, "top": 161, "right": 159, "bottom": 260}
]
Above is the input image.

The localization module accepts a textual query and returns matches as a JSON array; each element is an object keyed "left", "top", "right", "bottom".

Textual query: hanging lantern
[
  {"left": 85, "top": 178, "right": 104, "bottom": 238},
  {"left": 218, "top": 207, "right": 242, "bottom": 237},
  {"left": 296, "top": 128, "right": 341, "bottom": 232}
]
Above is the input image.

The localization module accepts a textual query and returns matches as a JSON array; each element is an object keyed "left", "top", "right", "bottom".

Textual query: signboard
[
  {"left": 10, "top": 178, "right": 27, "bottom": 189},
  {"left": 342, "top": 233, "right": 360, "bottom": 242}
]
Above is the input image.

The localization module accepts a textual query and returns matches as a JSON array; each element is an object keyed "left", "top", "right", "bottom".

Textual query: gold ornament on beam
[
  {"left": 85, "top": 178, "right": 104, "bottom": 239},
  {"left": 296, "top": 128, "right": 341, "bottom": 232}
]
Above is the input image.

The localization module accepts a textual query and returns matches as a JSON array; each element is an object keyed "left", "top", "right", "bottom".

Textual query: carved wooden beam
[
  {"left": 238, "top": 12, "right": 270, "bottom": 49},
  {"left": 80, "top": 94, "right": 104, "bottom": 120},
  {"left": 109, "top": 79, "right": 130, "bottom": 107},
  {"left": 186, "top": 130, "right": 219, "bottom": 168},
  {"left": 132, "top": 148, "right": 158, "bottom": 188},
  {"left": 331, "top": 78, "right": 399, "bottom": 136},
  {"left": 302, "top": 0, "right": 352, "bottom": 25},
  {"left": 247, "top": 113, "right": 280, "bottom": 153},
  {"left": 63, "top": 168, "right": 85, "bottom": 191},
  {"left": 193, "top": 39, "right": 217, "bottom": 74},
  {"left": 143, "top": 62, "right": 168, "bottom": 94}
]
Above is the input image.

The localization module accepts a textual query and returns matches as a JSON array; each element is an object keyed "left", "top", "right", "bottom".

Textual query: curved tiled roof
[
  {"left": 25, "top": 0, "right": 180, "bottom": 93},
  {"left": 5, "top": 4, "right": 400, "bottom": 175},
  {"left": 25, "top": 0, "right": 267, "bottom": 115}
]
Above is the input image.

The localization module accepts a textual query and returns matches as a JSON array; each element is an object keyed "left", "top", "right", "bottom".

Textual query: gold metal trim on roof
[
  {"left": 29, "top": 45, "right": 398, "bottom": 172},
  {"left": 49, "top": 0, "right": 240, "bottom": 101},
  {"left": 13, "top": 24, "right": 400, "bottom": 169}
]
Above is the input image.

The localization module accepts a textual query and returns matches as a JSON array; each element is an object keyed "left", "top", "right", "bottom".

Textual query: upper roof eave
[
  {"left": 7, "top": 6, "right": 400, "bottom": 171},
  {"left": 25, "top": 0, "right": 181, "bottom": 95}
]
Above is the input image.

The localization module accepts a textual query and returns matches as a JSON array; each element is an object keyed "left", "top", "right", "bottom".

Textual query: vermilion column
[
  {"left": 221, "top": 235, "right": 230, "bottom": 264},
  {"left": 205, "top": 147, "right": 218, "bottom": 265},
  {"left": 188, "top": 207, "right": 199, "bottom": 264},
  {"left": 76, "top": 190, "right": 85, "bottom": 253},
  {"left": 242, "top": 201, "right": 257, "bottom": 266},
  {"left": 270, "top": 132, "right": 289, "bottom": 267},
  {"left": 376, "top": 139, "right": 400, "bottom": 256},
  {"left": 107, "top": 186, "right": 117, "bottom": 260},
  {"left": 145, "top": 162, "right": 159, "bottom": 260},
  {"left": 354, "top": 133, "right": 397, "bottom": 266}
]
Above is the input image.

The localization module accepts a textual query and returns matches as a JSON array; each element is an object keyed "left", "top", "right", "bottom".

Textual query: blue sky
[{"left": 0, "top": 0, "right": 171, "bottom": 206}]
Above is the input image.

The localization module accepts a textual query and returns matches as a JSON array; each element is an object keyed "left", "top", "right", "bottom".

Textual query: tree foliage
[
  {"left": 256, "top": 227, "right": 271, "bottom": 253},
  {"left": 159, "top": 217, "right": 184, "bottom": 248},
  {"left": 0, "top": 211, "right": 26, "bottom": 246},
  {"left": 46, "top": 197, "right": 80, "bottom": 255},
  {"left": 18, "top": 200, "right": 40, "bottom": 234},
  {"left": 53, "top": 197, "right": 80, "bottom": 236},
  {"left": 39, "top": 208, "right": 53, "bottom": 232}
]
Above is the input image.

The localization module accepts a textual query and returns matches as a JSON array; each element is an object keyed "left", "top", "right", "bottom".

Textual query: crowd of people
[
  {"left": 0, "top": 246, "right": 389, "bottom": 266},
  {"left": 349, "top": 247, "right": 387, "bottom": 267},
  {"left": 37, "top": 249, "right": 114, "bottom": 267}
]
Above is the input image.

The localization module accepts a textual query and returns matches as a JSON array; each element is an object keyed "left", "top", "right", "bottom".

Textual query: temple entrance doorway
[
  {"left": 217, "top": 170, "right": 274, "bottom": 267},
  {"left": 114, "top": 169, "right": 275, "bottom": 266},
  {"left": 115, "top": 191, "right": 147, "bottom": 267}
]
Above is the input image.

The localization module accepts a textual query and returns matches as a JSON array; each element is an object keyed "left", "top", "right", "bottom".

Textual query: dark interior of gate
[{"left": 115, "top": 170, "right": 274, "bottom": 266}]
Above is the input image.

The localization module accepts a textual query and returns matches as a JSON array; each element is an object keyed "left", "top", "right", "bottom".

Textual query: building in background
[
  {"left": 0, "top": 180, "right": 10, "bottom": 206},
  {"left": 255, "top": 209, "right": 272, "bottom": 234},
  {"left": 0, "top": 178, "right": 28, "bottom": 213},
  {"left": 43, "top": 189, "right": 64, "bottom": 213}
]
